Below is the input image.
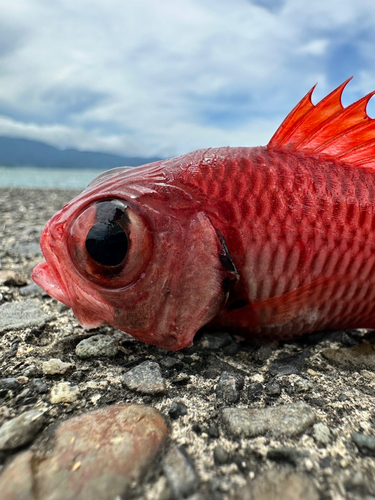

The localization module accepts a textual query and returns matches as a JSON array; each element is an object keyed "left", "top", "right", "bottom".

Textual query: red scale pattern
[{"left": 173, "top": 145, "right": 375, "bottom": 339}]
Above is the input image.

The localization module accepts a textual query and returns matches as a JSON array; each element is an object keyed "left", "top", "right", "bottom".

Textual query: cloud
[{"left": 0, "top": 0, "right": 374, "bottom": 157}]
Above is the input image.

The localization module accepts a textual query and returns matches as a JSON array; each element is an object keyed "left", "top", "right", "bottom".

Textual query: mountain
[{"left": 0, "top": 136, "right": 162, "bottom": 169}]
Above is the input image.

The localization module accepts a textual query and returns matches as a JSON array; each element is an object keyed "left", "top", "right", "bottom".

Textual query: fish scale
[{"left": 32, "top": 80, "right": 375, "bottom": 349}]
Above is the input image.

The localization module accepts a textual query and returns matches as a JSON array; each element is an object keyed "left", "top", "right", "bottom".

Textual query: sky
[{"left": 1, "top": 0, "right": 375, "bottom": 159}]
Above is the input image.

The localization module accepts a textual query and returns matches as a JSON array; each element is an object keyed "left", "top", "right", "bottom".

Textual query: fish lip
[{"left": 32, "top": 261, "right": 72, "bottom": 307}]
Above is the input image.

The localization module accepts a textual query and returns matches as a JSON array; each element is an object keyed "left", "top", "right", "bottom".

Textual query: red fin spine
[{"left": 268, "top": 77, "right": 375, "bottom": 168}]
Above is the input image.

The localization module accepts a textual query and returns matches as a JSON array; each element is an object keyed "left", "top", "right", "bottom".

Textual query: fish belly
[{"left": 202, "top": 147, "right": 375, "bottom": 339}]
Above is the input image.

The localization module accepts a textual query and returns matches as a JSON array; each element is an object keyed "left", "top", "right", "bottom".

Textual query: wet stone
[
  {"left": 323, "top": 343, "right": 375, "bottom": 370},
  {"left": 122, "top": 361, "right": 166, "bottom": 394},
  {"left": 216, "top": 371, "right": 244, "bottom": 404},
  {"left": 233, "top": 468, "right": 319, "bottom": 500},
  {"left": 168, "top": 401, "right": 188, "bottom": 420},
  {"left": 0, "top": 410, "right": 46, "bottom": 450},
  {"left": 352, "top": 432, "right": 375, "bottom": 457},
  {"left": 163, "top": 445, "right": 200, "bottom": 499},
  {"left": 75, "top": 334, "right": 119, "bottom": 358},
  {"left": 222, "top": 402, "right": 315, "bottom": 438},
  {"left": 42, "top": 358, "right": 74, "bottom": 375},
  {"left": 313, "top": 422, "right": 331, "bottom": 445},
  {"left": 0, "top": 298, "right": 54, "bottom": 334},
  {"left": 0, "top": 404, "right": 170, "bottom": 500},
  {"left": 50, "top": 382, "right": 80, "bottom": 404}
]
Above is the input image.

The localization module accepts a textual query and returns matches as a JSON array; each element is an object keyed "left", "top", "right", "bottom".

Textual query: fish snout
[{"left": 32, "top": 261, "right": 71, "bottom": 307}]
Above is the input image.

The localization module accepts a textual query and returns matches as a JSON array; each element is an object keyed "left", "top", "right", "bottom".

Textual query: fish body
[{"left": 33, "top": 79, "right": 375, "bottom": 349}]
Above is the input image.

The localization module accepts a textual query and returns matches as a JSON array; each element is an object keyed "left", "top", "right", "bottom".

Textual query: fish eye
[
  {"left": 84, "top": 199, "right": 129, "bottom": 267},
  {"left": 85, "top": 222, "right": 128, "bottom": 266},
  {"left": 68, "top": 198, "right": 152, "bottom": 288}
]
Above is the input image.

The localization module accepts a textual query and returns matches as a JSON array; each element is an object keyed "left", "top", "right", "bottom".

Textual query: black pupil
[{"left": 85, "top": 201, "right": 129, "bottom": 266}]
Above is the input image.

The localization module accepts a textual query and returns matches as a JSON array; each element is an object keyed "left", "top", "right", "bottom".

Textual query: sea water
[{"left": 0, "top": 166, "right": 106, "bottom": 189}]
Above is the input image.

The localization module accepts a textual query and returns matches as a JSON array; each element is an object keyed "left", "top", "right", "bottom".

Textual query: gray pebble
[
  {"left": 0, "top": 410, "right": 46, "bottom": 450},
  {"left": 163, "top": 445, "right": 200, "bottom": 499},
  {"left": 313, "top": 423, "right": 331, "bottom": 445},
  {"left": 216, "top": 371, "right": 244, "bottom": 404},
  {"left": 13, "top": 243, "right": 42, "bottom": 256},
  {"left": 352, "top": 432, "right": 375, "bottom": 457},
  {"left": 19, "top": 283, "right": 45, "bottom": 297},
  {"left": 233, "top": 468, "right": 319, "bottom": 500},
  {"left": 0, "top": 378, "right": 20, "bottom": 392},
  {"left": 222, "top": 402, "right": 315, "bottom": 438},
  {"left": 213, "top": 445, "right": 229, "bottom": 465},
  {"left": 265, "top": 381, "right": 281, "bottom": 396},
  {"left": 196, "top": 332, "right": 234, "bottom": 350},
  {"left": 168, "top": 401, "right": 188, "bottom": 419},
  {"left": 0, "top": 299, "right": 54, "bottom": 334},
  {"left": 269, "top": 353, "right": 307, "bottom": 376},
  {"left": 31, "top": 378, "right": 48, "bottom": 394},
  {"left": 75, "top": 334, "right": 119, "bottom": 358},
  {"left": 122, "top": 361, "right": 166, "bottom": 394},
  {"left": 42, "top": 358, "right": 73, "bottom": 375}
]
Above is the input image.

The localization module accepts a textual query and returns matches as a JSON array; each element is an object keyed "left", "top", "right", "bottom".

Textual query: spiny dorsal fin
[{"left": 268, "top": 78, "right": 375, "bottom": 168}]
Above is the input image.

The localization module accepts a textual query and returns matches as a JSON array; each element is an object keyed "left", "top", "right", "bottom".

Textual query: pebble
[
  {"left": 50, "top": 382, "right": 80, "bottom": 404},
  {"left": 168, "top": 401, "right": 188, "bottom": 420},
  {"left": 222, "top": 402, "right": 315, "bottom": 438},
  {"left": 268, "top": 352, "right": 308, "bottom": 376},
  {"left": 0, "top": 377, "right": 20, "bottom": 392},
  {"left": 0, "top": 404, "right": 169, "bottom": 500},
  {"left": 0, "top": 410, "right": 46, "bottom": 450},
  {"left": 163, "top": 445, "right": 200, "bottom": 499},
  {"left": 0, "top": 270, "right": 28, "bottom": 287},
  {"left": 13, "top": 242, "right": 42, "bottom": 256},
  {"left": 196, "top": 331, "right": 237, "bottom": 351},
  {"left": 352, "top": 432, "right": 375, "bottom": 457},
  {"left": 75, "top": 334, "right": 119, "bottom": 358},
  {"left": 122, "top": 361, "right": 166, "bottom": 394},
  {"left": 313, "top": 422, "right": 331, "bottom": 445},
  {"left": 213, "top": 445, "right": 229, "bottom": 465},
  {"left": 42, "top": 358, "right": 74, "bottom": 375},
  {"left": 265, "top": 381, "right": 281, "bottom": 396},
  {"left": 0, "top": 298, "right": 53, "bottom": 334},
  {"left": 233, "top": 468, "right": 319, "bottom": 500},
  {"left": 253, "top": 344, "right": 273, "bottom": 363},
  {"left": 216, "top": 371, "right": 244, "bottom": 404},
  {"left": 323, "top": 343, "right": 375, "bottom": 370},
  {"left": 295, "top": 378, "right": 314, "bottom": 392},
  {"left": 266, "top": 447, "right": 309, "bottom": 466},
  {"left": 19, "top": 283, "right": 46, "bottom": 296},
  {"left": 31, "top": 378, "right": 48, "bottom": 394}
]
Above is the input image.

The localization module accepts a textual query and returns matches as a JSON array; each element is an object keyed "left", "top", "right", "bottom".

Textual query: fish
[{"left": 32, "top": 78, "right": 375, "bottom": 350}]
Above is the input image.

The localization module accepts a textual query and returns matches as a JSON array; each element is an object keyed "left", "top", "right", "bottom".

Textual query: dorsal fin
[{"left": 268, "top": 78, "right": 375, "bottom": 168}]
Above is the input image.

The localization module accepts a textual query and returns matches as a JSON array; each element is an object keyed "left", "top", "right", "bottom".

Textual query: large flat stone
[
  {"left": 0, "top": 404, "right": 170, "bottom": 500},
  {"left": 0, "top": 299, "right": 53, "bottom": 334}
]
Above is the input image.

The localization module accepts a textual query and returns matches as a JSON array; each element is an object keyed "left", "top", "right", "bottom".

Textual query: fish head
[{"left": 32, "top": 165, "right": 238, "bottom": 350}]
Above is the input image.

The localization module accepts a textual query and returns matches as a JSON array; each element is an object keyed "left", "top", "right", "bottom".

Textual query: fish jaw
[{"left": 32, "top": 261, "right": 71, "bottom": 308}]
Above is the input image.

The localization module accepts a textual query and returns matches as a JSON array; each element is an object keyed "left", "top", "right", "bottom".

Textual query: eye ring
[{"left": 68, "top": 198, "right": 152, "bottom": 289}]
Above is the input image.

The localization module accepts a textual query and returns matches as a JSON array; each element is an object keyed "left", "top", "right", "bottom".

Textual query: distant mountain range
[{"left": 0, "top": 136, "right": 163, "bottom": 169}]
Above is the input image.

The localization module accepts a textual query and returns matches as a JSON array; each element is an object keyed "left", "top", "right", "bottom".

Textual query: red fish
[{"left": 32, "top": 79, "right": 375, "bottom": 350}]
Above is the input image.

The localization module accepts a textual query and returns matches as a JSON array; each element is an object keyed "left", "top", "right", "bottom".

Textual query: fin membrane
[{"left": 268, "top": 78, "right": 375, "bottom": 168}]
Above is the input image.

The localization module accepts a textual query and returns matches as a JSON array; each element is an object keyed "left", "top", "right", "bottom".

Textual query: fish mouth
[{"left": 32, "top": 261, "right": 72, "bottom": 308}]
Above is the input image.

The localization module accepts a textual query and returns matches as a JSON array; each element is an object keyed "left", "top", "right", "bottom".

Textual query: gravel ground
[{"left": 1, "top": 187, "right": 375, "bottom": 499}]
